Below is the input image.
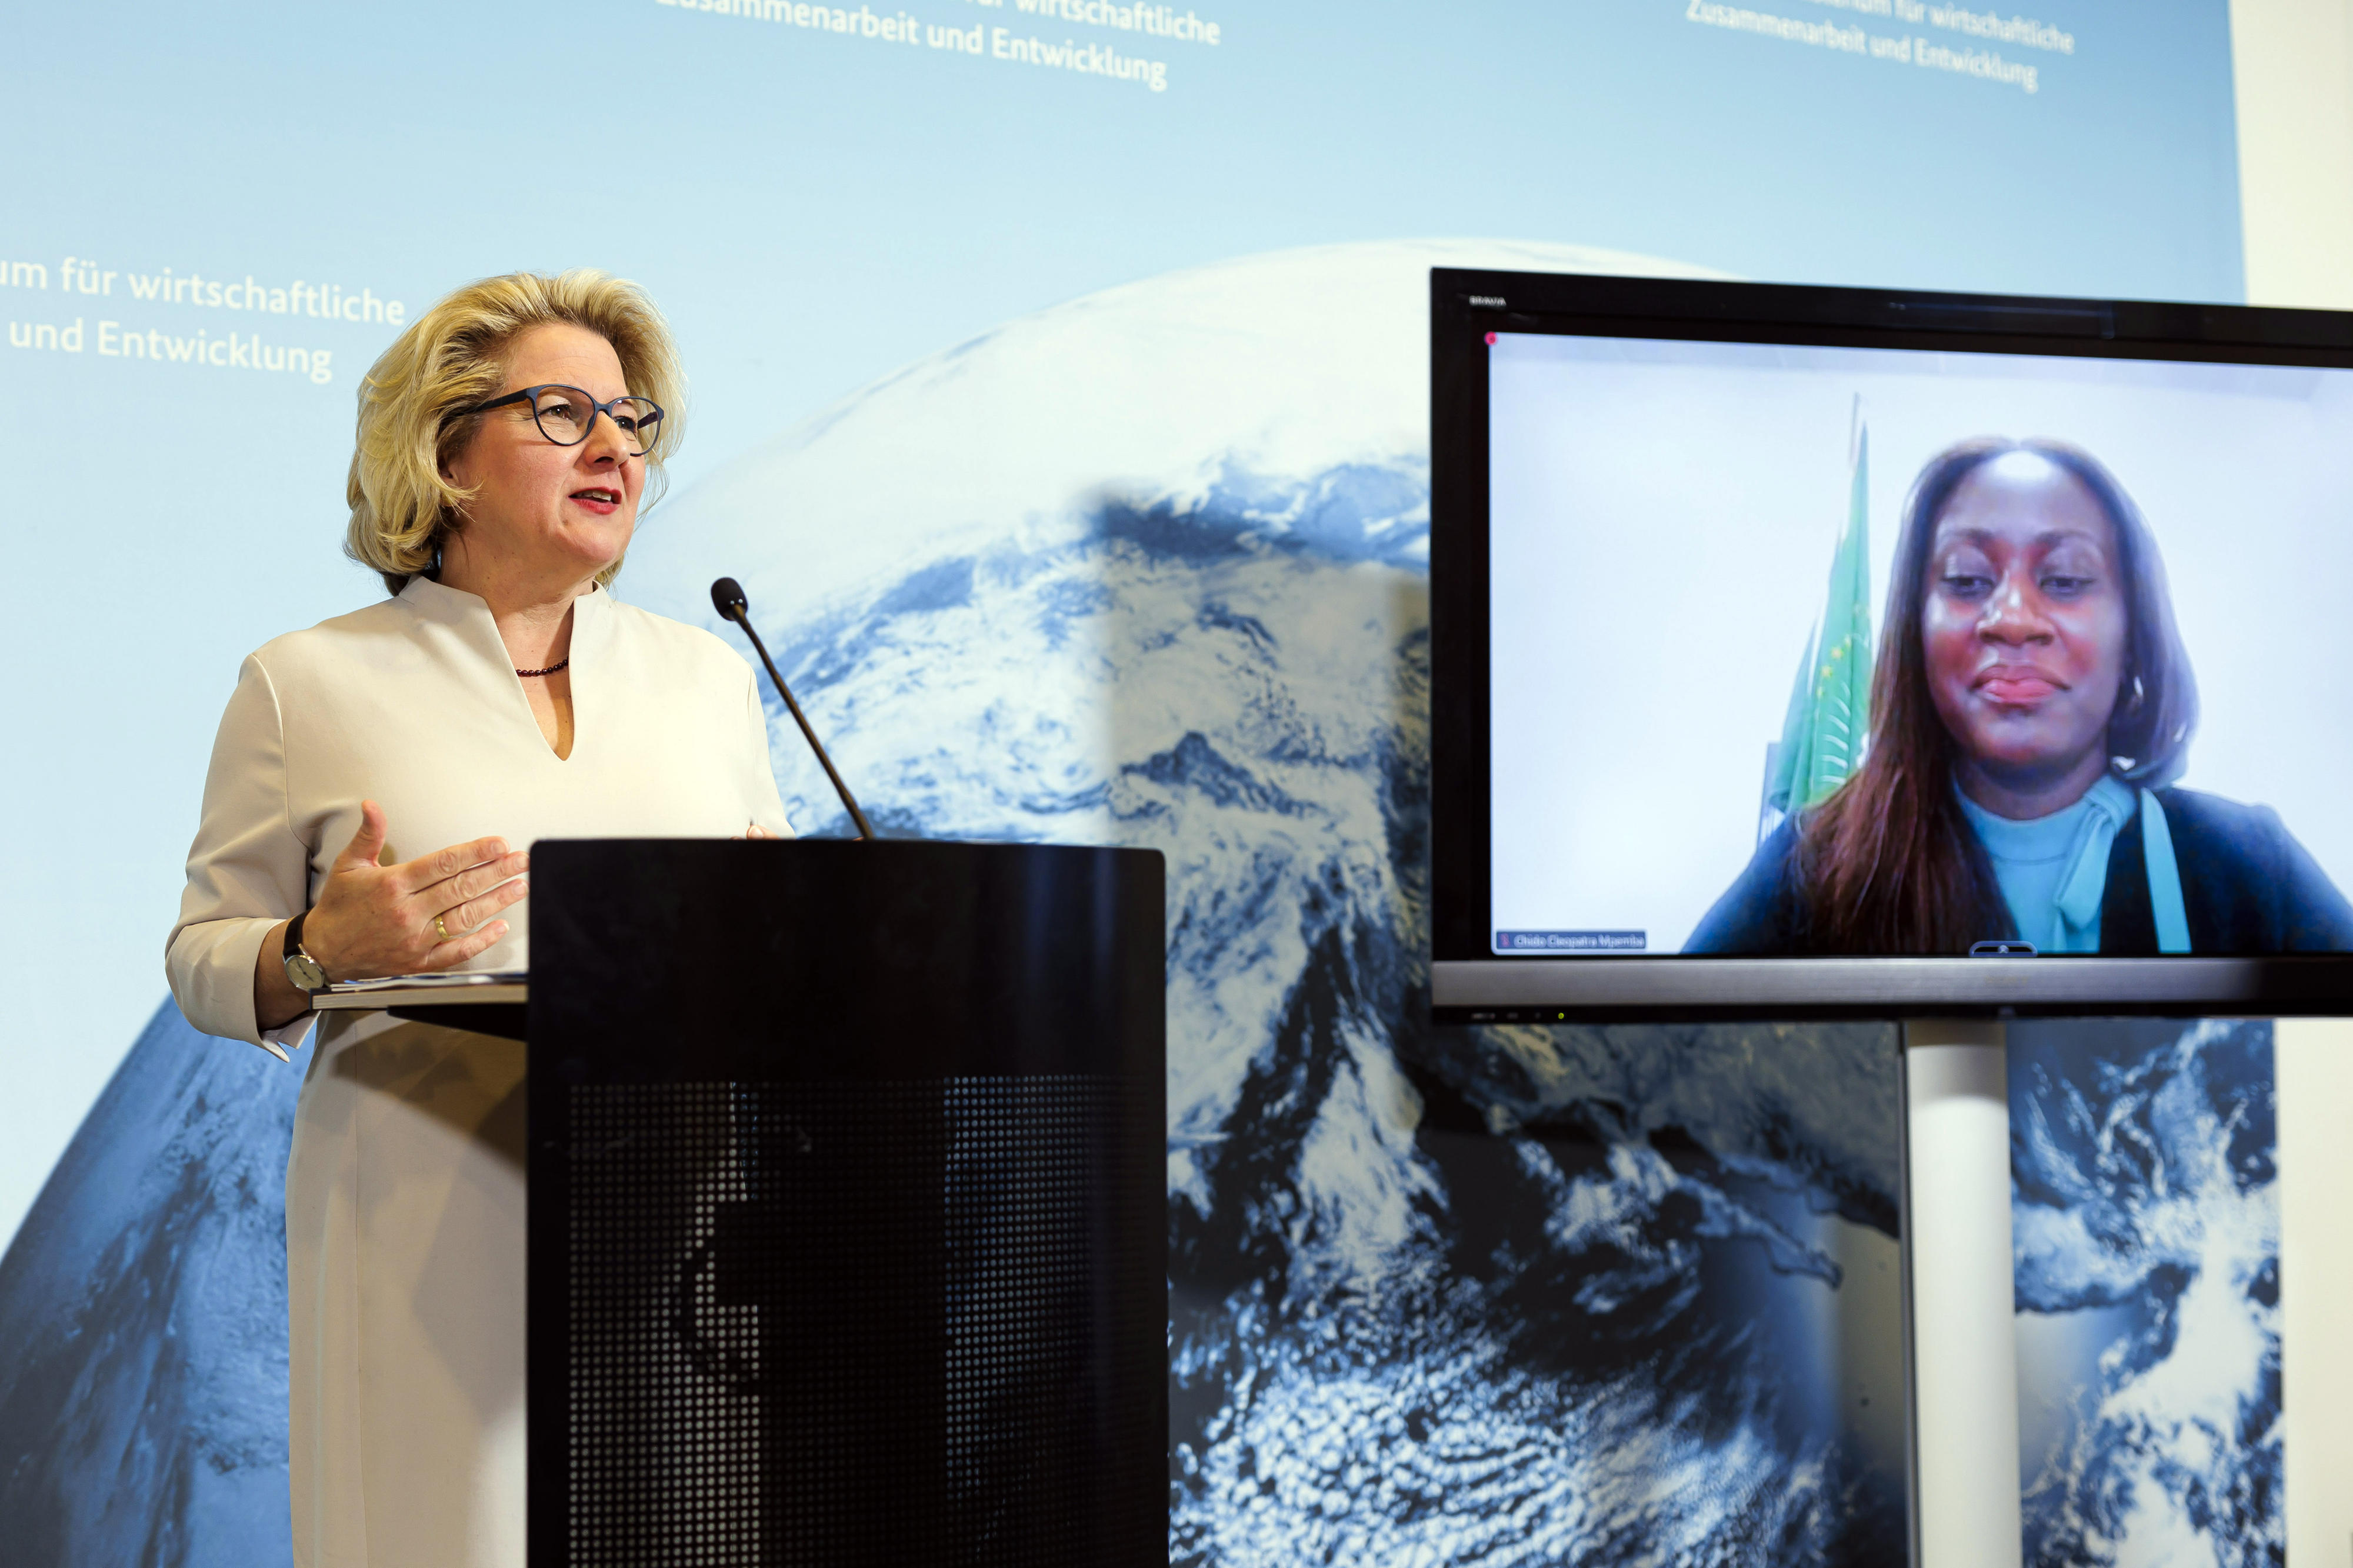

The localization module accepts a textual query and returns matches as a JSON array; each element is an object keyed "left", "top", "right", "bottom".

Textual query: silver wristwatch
[{"left": 282, "top": 910, "right": 329, "bottom": 994}]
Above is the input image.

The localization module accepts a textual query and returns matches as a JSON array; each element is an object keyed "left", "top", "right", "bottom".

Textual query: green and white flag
[{"left": 1765, "top": 423, "right": 1873, "bottom": 817}]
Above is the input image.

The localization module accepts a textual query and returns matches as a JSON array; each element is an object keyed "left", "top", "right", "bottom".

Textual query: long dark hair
[{"left": 1796, "top": 438, "right": 2198, "bottom": 953}]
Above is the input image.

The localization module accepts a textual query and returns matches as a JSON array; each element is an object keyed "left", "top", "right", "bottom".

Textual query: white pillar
[
  {"left": 1903, "top": 1019, "right": 2023, "bottom": 1568},
  {"left": 2277, "top": 1017, "right": 2353, "bottom": 1566}
]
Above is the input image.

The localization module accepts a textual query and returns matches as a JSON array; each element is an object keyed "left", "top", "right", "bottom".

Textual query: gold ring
[{"left": 434, "top": 914, "right": 451, "bottom": 942}]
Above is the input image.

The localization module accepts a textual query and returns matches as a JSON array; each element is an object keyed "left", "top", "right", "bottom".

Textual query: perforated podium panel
[{"left": 528, "top": 840, "right": 1166, "bottom": 1567}]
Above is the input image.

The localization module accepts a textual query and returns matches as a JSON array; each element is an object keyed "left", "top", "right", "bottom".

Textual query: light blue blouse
[{"left": 1957, "top": 775, "right": 2139, "bottom": 953}]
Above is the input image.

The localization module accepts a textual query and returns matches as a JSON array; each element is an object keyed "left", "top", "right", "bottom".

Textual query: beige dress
[{"left": 166, "top": 576, "right": 792, "bottom": 1568}]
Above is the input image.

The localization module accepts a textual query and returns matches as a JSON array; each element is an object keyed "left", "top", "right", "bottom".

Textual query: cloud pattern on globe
[
  {"left": 732, "top": 451, "right": 1911, "bottom": 1563},
  {"left": 2010, "top": 1018, "right": 2282, "bottom": 1568}
]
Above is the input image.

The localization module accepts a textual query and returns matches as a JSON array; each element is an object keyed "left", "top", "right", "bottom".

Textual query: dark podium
[{"left": 522, "top": 839, "right": 1166, "bottom": 1567}]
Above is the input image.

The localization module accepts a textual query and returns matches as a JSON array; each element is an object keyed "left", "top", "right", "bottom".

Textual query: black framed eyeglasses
[{"left": 459, "top": 384, "right": 665, "bottom": 456}]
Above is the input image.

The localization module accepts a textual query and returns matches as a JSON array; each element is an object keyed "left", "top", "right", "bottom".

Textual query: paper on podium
[{"left": 312, "top": 970, "right": 529, "bottom": 1009}]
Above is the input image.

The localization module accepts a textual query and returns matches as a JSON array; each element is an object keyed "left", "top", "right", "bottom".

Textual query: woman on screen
[{"left": 1687, "top": 437, "right": 2353, "bottom": 955}]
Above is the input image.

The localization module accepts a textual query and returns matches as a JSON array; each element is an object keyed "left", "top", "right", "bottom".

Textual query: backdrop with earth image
[{"left": 0, "top": 0, "right": 2274, "bottom": 1560}]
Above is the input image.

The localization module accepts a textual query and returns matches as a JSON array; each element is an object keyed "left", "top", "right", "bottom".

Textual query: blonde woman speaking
[{"left": 167, "top": 271, "right": 791, "bottom": 1567}]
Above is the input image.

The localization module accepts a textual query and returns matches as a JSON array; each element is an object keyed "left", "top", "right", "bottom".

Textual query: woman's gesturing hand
[{"left": 301, "top": 800, "right": 532, "bottom": 981}]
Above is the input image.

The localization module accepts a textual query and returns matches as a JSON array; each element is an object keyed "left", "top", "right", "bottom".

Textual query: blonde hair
[{"left": 344, "top": 269, "right": 685, "bottom": 595}]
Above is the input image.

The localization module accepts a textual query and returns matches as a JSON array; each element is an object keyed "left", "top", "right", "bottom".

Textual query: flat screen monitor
[{"left": 1429, "top": 268, "right": 2353, "bottom": 1020}]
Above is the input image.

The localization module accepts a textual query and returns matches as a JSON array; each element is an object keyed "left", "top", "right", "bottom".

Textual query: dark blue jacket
[{"left": 1685, "top": 786, "right": 2353, "bottom": 955}]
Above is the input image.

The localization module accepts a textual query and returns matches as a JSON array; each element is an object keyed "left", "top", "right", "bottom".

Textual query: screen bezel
[{"left": 1428, "top": 267, "right": 2353, "bottom": 1021}]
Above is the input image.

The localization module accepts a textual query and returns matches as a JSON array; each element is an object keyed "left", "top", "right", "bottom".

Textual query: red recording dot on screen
[{"left": 1485, "top": 332, "right": 1498, "bottom": 345}]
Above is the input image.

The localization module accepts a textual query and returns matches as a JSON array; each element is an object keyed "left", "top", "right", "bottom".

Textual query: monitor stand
[{"left": 1901, "top": 1018, "right": 2023, "bottom": 1568}]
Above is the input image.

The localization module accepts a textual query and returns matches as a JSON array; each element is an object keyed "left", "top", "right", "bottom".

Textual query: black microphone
[{"left": 712, "top": 576, "right": 878, "bottom": 841}]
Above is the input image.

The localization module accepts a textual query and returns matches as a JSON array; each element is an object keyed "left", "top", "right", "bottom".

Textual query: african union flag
[{"left": 1765, "top": 422, "right": 1873, "bottom": 819}]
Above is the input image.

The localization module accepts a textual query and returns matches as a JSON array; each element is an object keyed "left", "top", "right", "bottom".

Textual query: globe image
[
  {"left": 632, "top": 236, "right": 1914, "bottom": 1564},
  {"left": 1, "top": 240, "right": 2274, "bottom": 1567}
]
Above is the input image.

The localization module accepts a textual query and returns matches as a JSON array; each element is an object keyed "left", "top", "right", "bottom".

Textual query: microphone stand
[{"left": 712, "top": 579, "right": 877, "bottom": 841}]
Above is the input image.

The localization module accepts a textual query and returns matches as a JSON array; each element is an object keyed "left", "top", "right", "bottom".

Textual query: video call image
[{"left": 1487, "top": 332, "right": 2353, "bottom": 957}]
